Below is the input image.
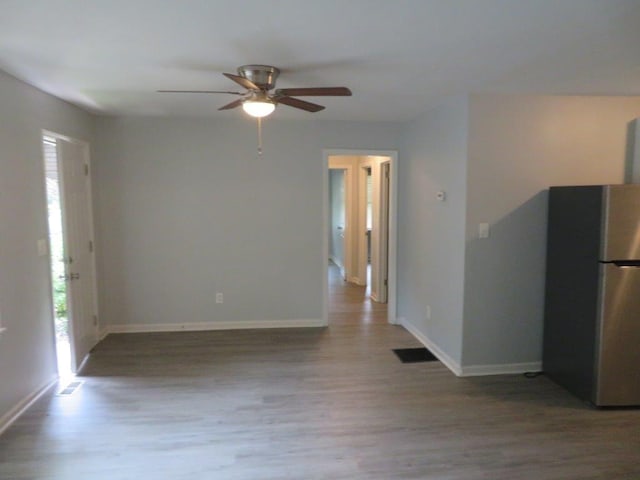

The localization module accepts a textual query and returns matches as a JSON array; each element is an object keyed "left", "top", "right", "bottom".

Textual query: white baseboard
[
  {"left": 329, "top": 255, "right": 343, "bottom": 269},
  {"left": 398, "top": 317, "right": 542, "bottom": 377},
  {"left": 460, "top": 362, "right": 542, "bottom": 377},
  {"left": 98, "top": 327, "right": 110, "bottom": 341},
  {"left": 76, "top": 352, "right": 91, "bottom": 375},
  {"left": 106, "top": 319, "right": 326, "bottom": 334},
  {"left": 399, "top": 317, "right": 463, "bottom": 376},
  {"left": 0, "top": 376, "right": 57, "bottom": 436},
  {"left": 347, "top": 276, "right": 365, "bottom": 286}
]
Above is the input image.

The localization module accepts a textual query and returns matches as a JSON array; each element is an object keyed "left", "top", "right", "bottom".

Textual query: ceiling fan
[{"left": 158, "top": 64, "right": 352, "bottom": 118}]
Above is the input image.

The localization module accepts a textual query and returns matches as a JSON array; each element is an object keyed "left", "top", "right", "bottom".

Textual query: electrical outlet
[
  {"left": 216, "top": 292, "right": 223, "bottom": 304},
  {"left": 426, "top": 305, "right": 431, "bottom": 320}
]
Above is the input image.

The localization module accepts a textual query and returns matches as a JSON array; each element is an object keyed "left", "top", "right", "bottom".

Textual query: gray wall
[
  {"left": 93, "top": 116, "right": 401, "bottom": 328},
  {"left": 463, "top": 94, "right": 640, "bottom": 368},
  {"left": 0, "top": 70, "right": 95, "bottom": 422},
  {"left": 397, "top": 97, "right": 469, "bottom": 365},
  {"left": 329, "top": 169, "right": 345, "bottom": 267},
  {"left": 5, "top": 67, "right": 640, "bottom": 430}
]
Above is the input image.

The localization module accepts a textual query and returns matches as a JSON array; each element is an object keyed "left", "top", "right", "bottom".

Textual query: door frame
[
  {"left": 322, "top": 149, "right": 398, "bottom": 325},
  {"left": 378, "top": 160, "right": 390, "bottom": 303},
  {"left": 42, "top": 130, "right": 99, "bottom": 373},
  {"left": 356, "top": 164, "right": 370, "bottom": 286}
]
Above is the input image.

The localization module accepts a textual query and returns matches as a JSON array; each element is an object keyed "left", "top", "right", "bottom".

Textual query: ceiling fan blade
[
  {"left": 157, "top": 90, "right": 244, "bottom": 95},
  {"left": 218, "top": 99, "right": 244, "bottom": 111},
  {"left": 223, "top": 72, "right": 260, "bottom": 90},
  {"left": 276, "top": 96, "right": 325, "bottom": 112},
  {"left": 275, "top": 87, "right": 352, "bottom": 97}
]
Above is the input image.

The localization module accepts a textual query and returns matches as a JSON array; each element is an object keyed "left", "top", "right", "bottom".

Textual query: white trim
[
  {"left": 98, "top": 326, "right": 110, "bottom": 341},
  {"left": 106, "top": 319, "right": 326, "bottom": 334},
  {"left": 400, "top": 317, "right": 542, "bottom": 377},
  {"left": 0, "top": 377, "right": 58, "bottom": 437},
  {"left": 42, "top": 129, "right": 87, "bottom": 145},
  {"left": 322, "top": 154, "right": 330, "bottom": 326},
  {"left": 323, "top": 149, "right": 398, "bottom": 325},
  {"left": 377, "top": 160, "right": 391, "bottom": 304},
  {"left": 357, "top": 163, "right": 369, "bottom": 285},
  {"left": 460, "top": 362, "right": 543, "bottom": 377},
  {"left": 400, "top": 317, "right": 463, "bottom": 376},
  {"left": 75, "top": 352, "right": 91, "bottom": 375},
  {"left": 329, "top": 255, "right": 343, "bottom": 270}
]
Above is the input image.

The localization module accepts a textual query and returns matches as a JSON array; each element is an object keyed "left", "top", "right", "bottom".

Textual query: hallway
[{"left": 327, "top": 261, "right": 387, "bottom": 318}]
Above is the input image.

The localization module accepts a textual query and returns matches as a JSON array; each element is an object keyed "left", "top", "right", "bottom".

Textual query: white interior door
[
  {"left": 377, "top": 161, "right": 390, "bottom": 303},
  {"left": 365, "top": 159, "right": 390, "bottom": 303},
  {"left": 58, "top": 139, "right": 98, "bottom": 372},
  {"left": 329, "top": 168, "right": 347, "bottom": 279}
]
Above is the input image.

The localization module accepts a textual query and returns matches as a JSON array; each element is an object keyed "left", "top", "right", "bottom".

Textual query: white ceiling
[{"left": 1, "top": 0, "right": 640, "bottom": 122}]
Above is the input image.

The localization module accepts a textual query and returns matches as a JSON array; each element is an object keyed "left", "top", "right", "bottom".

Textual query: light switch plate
[{"left": 478, "top": 223, "right": 490, "bottom": 239}]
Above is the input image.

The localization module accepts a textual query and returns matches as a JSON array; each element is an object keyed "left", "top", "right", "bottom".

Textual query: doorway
[
  {"left": 323, "top": 150, "right": 397, "bottom": 325},
  {"left": 328, "top": 168, "right": 347, "bottom": 280},
  {"left": 377, "top": 161, "right": 390, "bottom": 303},
  {"left": 42, "top": 132, "right": 99, "bottom": 377},
  {"left": 356, "top": 158, "right": 390, "bottom": 304},
  {"left": 43, "top": 135, "right": 71, "bottom": 380}
]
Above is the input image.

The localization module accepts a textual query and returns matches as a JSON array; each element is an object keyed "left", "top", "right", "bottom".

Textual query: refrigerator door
[
  {"left": 595, "top": 263, "right": 640, "bottom": 406},
  {"left": 602, "top": 185, "right": 640, "bottom": 261}
]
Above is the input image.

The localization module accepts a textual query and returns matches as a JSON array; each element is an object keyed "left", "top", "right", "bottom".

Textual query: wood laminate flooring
[{"left": 1, "top": 265, "right": 639, "bottom": 479}]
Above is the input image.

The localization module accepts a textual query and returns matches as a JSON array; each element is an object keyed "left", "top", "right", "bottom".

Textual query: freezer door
[
  {"left": 602, "top": 185, "right": 640, "bottom": 261},
  {"left": 595, "top": 263, "right": 640, "bottom": 406}
]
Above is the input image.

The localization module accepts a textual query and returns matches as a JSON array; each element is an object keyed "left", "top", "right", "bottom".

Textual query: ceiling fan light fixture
[{"left": 242, "top": 99, "right": 275, "bottom": 118}]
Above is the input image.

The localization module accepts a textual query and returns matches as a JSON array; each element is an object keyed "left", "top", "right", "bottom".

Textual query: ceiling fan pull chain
[{"left": 257, "top": 116, "right": 263, "bottom": 156}]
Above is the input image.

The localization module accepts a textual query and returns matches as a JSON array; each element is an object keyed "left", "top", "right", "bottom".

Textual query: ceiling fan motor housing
[{"left": 238, "top": 65, "right": 280, "bottom": 90}]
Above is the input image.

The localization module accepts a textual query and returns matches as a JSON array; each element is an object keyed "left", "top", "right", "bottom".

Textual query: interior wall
[
  {"left": 397, "top": 96, "right": 469, "bottom": 367},
  {"left": 93, "top": 116, "right": 401, "bottom": 330},
  {"left": 0, "top": 70, "right": 95, "bottom": 424},
  {"left": 329, "top": 169, "right": 345, "bottom": 268},
  {"left": 463, "top": 94, "right": 640, "bottom": 369}
]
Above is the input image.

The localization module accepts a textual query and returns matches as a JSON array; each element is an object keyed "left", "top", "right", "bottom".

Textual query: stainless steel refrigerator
[{"left": 544, "top": 184, "right": 640, "bottom": 406}]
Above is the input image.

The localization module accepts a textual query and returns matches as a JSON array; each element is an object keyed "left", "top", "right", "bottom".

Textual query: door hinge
[
  {"left": 89, "top": 240, "right": 94, "bottom": 253},
  {"left": 84, "top": 164, "right": 89, "bottom": 176},
  {"left": 93, "top": 315, "right": 98, "bottom": 326},
  {"left": 384, "top": 278, "right": 388, "bottom": 286}
]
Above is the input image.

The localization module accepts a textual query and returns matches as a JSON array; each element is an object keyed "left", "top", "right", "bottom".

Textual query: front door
[{"left": 58, "top": 139, "right": 98, "bottom": 372}]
